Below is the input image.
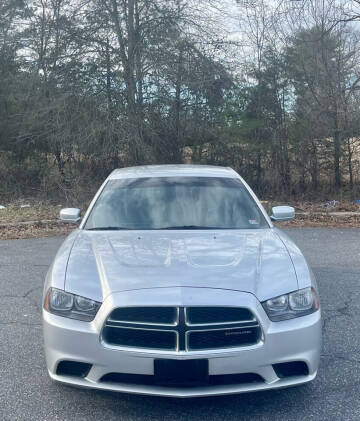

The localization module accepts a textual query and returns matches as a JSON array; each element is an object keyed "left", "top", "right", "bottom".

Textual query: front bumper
[{"left": 43, "top": 288, "right": 321, "bottom": 397}]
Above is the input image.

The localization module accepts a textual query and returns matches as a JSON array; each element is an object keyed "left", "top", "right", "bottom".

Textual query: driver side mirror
[
  {"left": 270, "top": 206, "right": 295, "bottom": 221},
  {"left": 60, "top": 208, "right": 81, "bottom": 223}
]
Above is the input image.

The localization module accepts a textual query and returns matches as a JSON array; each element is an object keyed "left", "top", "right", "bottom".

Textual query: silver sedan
[{"left": 42, "top": 165, "right": 321, "bottom": 397}]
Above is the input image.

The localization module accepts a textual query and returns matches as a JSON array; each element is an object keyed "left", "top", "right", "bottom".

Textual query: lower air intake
[
  {"left": 56, "top": 361, "right": 92, "bottom": 378},
  {"left": 273, "top": 361, "right": 309, "bottom": 378}
]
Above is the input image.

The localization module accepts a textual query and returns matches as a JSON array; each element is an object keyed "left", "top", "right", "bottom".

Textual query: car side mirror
[
  {"left": 60, "top": 208, "right": 81, "bottom": 223},
  {"left": 270, "top": 206, "right": 295, "bottom": 221}
]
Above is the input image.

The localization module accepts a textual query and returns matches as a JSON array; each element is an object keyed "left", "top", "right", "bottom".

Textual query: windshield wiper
[
  {"left": 159, "top": 225, "right": 222, "bottom": 230},
  {"left": 86, "top": 227, "right": 130, "bottom": 231},
  {"left": 87, "top": 225, "right": 225, "bottom": 231}
]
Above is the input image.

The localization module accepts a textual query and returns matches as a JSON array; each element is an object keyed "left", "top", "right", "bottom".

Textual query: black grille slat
[
  {"left": 102, "top": 327, "right": 177, "bottom": 350},
  {"left": 187, "top": 326, "right": 261, "bottom": 351},
  {"left": 186, "top": 307, "right": 254, "bottom": 325},
  {"left": 102, "top": 307, "right": 261, "bottom": 351}
]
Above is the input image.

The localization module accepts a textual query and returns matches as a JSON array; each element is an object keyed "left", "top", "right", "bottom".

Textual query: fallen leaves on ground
[
  {"left": 265, "top": 200, "right": 360, "bottom": 213},
  {"left": 0, "top": 202, "right": 84, "bottom": 239},
  {"left": 276, "top": 214, "right": 360, "bottom": 228},
  {"left": 0, "top": 222, "right": 74, "bottom": 240}
]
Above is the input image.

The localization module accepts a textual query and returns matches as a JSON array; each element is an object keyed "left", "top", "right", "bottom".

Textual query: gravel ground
[{"left": 0, "top": 228, "right": 359, "bottom": 420}]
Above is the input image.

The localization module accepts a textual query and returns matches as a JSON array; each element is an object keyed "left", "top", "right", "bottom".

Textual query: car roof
[{"left": 109, "top": 164, "right": 239, "bottom": 180}]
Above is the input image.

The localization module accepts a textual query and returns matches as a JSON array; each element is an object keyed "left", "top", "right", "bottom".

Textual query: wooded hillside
[{"left": 1, "top": 0, "right": 360, "bottom": 202}]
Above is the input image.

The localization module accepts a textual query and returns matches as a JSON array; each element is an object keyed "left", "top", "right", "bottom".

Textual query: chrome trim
[
  {"left": 107, "top": 318, "right": 178, "bottom": 327},
  {"left": 107, "top": 307, "right": 179, "bottom": 327},
  {"left": 99, "top": 338, "right": 265, "bottom": 355},
  {"left": 184, "top": 307, "right": 257, "bottom": 326},
  {"left": 186, "top": 320, "right": 258, "bottom": 327},
  {"left": 187, "top": 325, "right": 260, "bottom": 332}
]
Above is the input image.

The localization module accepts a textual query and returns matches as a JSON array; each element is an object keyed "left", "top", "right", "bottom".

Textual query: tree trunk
[
  {"left": 173, "top": 43, "right": 184, "bottom": 162},
  {"left": 311, "top": 140, "right": 318, "bottom": 190},
  {"left": 105, "top": 37, "right": 112, "bottom": 112},
  {"left": 256, "top": 152, "right": 262, "bottom": 190},
  {"left": 55, "top": 148, "right": 66, "bottom": 184},
  {"left": 334, "top": 129, "right": 341, "bottom": 189},
  {"left": 110, "top": 0, "right": 142, "bottom": 163},
  {"left": 333, "top": 110, "right": 342, "bottom": 189},
  {"left": 347, "top": 138, "right": 354, "bottom": 197},
  {"left": 135, "top": 0, "right": 143, "bottom": 108}
]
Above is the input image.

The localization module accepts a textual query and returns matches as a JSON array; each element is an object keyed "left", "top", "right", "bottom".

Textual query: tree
[{"left": 286, "top": 25, "right": 360, "bottom": 189}]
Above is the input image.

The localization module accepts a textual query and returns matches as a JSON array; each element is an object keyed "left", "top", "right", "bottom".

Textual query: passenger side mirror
[
  {"left": 60, "top": 208, "right": 81, "bottom": 223},
  {"left": 270, "top": 206, "right": 295, "bottom": 221}
]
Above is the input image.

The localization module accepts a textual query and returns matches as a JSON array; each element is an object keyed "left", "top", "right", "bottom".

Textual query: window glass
[{"left": 85, "top": 177, "right": 268, "bottom": 230}]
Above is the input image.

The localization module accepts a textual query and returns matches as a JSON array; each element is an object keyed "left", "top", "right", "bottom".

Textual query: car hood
[{"left": 64, "top": 229, "right": 298, "bottom": 303}]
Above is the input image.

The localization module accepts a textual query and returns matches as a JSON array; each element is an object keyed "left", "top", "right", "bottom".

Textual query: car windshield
[{"left": 84, "top": 177, "right": 268, "bottom": 230}]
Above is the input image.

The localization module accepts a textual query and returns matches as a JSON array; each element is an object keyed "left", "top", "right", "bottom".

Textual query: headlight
[
  {"left": 44, "top": 288, "right": 101, "bottom": 321},
  {"left": 262, "top": 287, "right": 319, "bottom": 321}
]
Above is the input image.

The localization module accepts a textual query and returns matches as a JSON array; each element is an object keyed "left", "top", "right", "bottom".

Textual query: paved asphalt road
[{"left": 0, "top": 228, "right": 359, "bottom": 420}]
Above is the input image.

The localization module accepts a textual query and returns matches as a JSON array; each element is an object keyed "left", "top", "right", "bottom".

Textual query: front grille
[{"left": 102, "top": 307, "right": 261, "bottom": 351}]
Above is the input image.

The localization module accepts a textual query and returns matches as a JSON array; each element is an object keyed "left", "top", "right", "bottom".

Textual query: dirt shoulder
[
  {"left": 263, "top": 199, "right": 360, "bottom": 228},
  {"left": 0, "top": 221, "right": 74, "bottom": 240},
  {"left": 277, "top": 213, "right": 360, "bottom": 228},
  {"left": 0, "top": 204, "right": 75, "bottom": 240}
]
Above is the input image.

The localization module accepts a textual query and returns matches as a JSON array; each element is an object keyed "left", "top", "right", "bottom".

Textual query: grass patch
[
  {"left": 0, "top": 204, "right": 61, "bottom": 225},
  {"left": 0, "top": 203, "right": 79, "bottom": 240}
]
